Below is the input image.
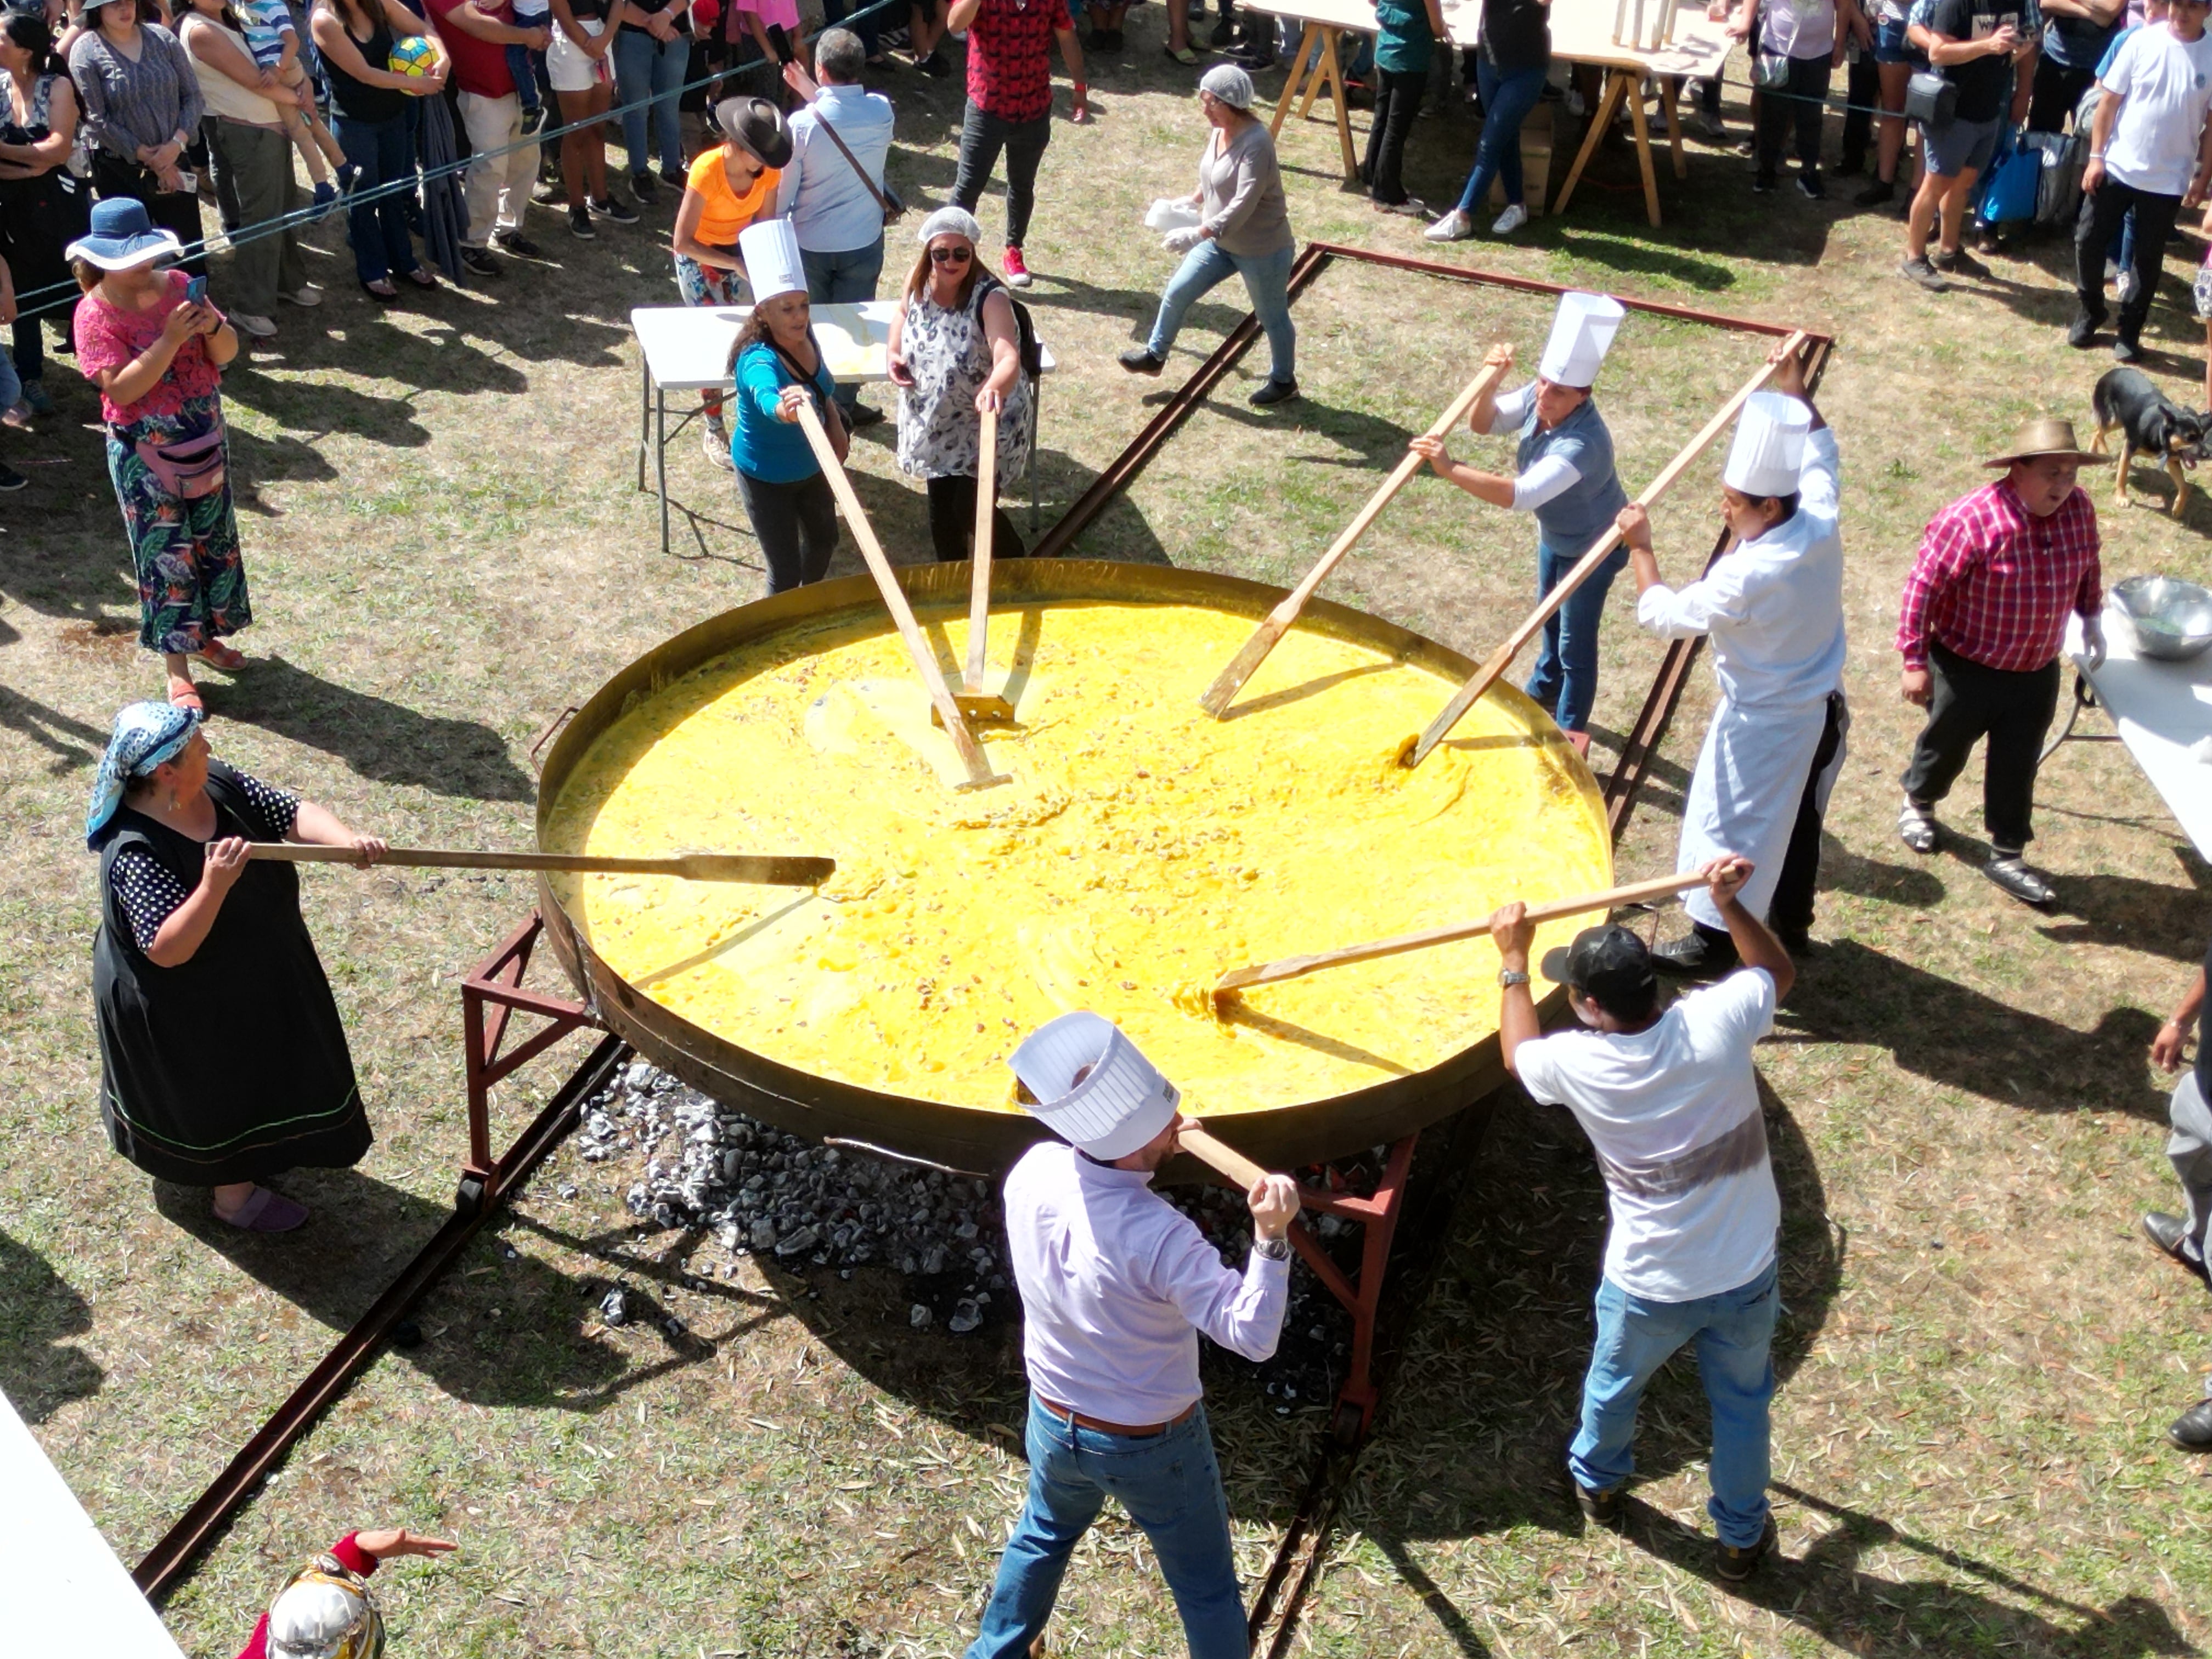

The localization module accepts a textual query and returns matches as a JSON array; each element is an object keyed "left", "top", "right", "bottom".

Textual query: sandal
[
  {"left": 361, "top": 277, "right": 399, "bottom": 302},
  {"left": 1165, "top": 42, "right": 1199, "bottom": 64},
  {"left": 195, "top": 640, "right": 248, "bottom": 672},
  {"left": 166, "top": 674, "right": 205, "bottom": 713},
  {"left": 215, "top": 1185, "right": 311, "bottom": 1232},
  {"left": 403, "top": 267, "right": 439, "bottom": 289}
]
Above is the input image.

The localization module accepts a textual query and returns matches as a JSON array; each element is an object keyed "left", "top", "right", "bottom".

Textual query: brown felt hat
[{"left": 1983, "top": 417, "right": 2101, "bottom": 467}]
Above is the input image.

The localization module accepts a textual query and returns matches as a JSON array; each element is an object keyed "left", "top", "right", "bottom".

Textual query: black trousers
[
  {"left": 950, "top": 103, "right": 1051, "bottom": 250},
  {"left": 736, "top": 470, "right": 840, "bottom": 593},
  {"left": 1754, "top": 54, "right": 1831, "bottom": 177},
  {"left": 1768, "top": 692, "right": 1849, "bottom": 938},
  {"left": 2028, "top": 55, "right": 2095, "bottom": 135},
  {"left": 1361, "top": 69, "right": 1425, "bottom": 205},
  {"left": 1900, "top": 642, "right": 2062, "bottom": 853},
  {"left": 1840, "top": 50, "right": 1878, "bottom": 171},
  {"left": 2075, "top": 176, "right": 2181, "bottom": 345},
  {"left": 91, "top": 153, "right": 208, "bottom": 275},
  {"left": 926, "top": 473, "right": 1026, "bottom": 564}
]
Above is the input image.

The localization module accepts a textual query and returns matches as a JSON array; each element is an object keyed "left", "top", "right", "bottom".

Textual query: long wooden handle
[
  {"left": 1400, "top": 332, "right": 1810, "bottom": 769},
  {"left": 1198, "top": 357, "right": 1513, "bottom": 718},
  {"left": 792, "top": 400, "right": 1011, "bottom": 792},
  {"left": 1177, "top": 1122, "right": 1280, "bottom": 1197},
  {"left": 966, "top": 407, "right": 998, "bottom": 694},
  {"left": 1212, "top": 870, "right": 1707, "bottom": 1001},
  {"left": 244, "top": 844, "right": 838, "bottom": 884}
]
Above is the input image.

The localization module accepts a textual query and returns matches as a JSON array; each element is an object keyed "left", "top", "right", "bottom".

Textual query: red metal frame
[
  {"left": 460, "top": 912, "right": 600, "bottom": 1202},
  {"left": 1284, "top": 1133, "right": 1419, "bottom": 1443}
]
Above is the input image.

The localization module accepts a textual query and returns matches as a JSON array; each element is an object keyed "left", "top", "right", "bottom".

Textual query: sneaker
[
  {"left": 2068, "top": 308, "right": 2104, "bottom": 348},
  {"left": 1654, "top": 923, "right": 1738, "bottom": 978},
  {"left": 1491, "top": 202, "right": 1528, "bottom": 234},
  {"left": 2114, "top": 336, "right": 2145, "bottom": 364},
  {"left": 1119, "top": 346, "right": 1166, "bottom": 374},
  {"left": 1424, "top": 207, "right": 1474, "bottom": 241},
  {"left": 1984, "top": 851, "right": 2055, "bottom": 907},
  {"left": 1797, "top": 168, "right": 1825, "bottom": 199},
  {"left": 1249, "top": 377, "right": 1299, "bottom": 407},
  {"left": 659, "top": 163, "right": 686, "bottom": 189},
  {"left": 1, "top": 399, "right": 29, "bottom": 428},
  {"left": 336, "top": 160, "right": 359, "bottom": 195},
  {"left": 0, "top": 461, "right": 24, "bottom": 490},
  {"left": 2173, "top": 1397, "right": 2212, "bottom": 1451},
  {"left": 1694, "top": 110, "right": 1726, "bottom": 139},
  {"left": 1932, "top": 246, "right": 1988, "bottom": 279},
  {"left": 1855, "top": 177, "right": 1895, "bottom": 207},
  {"left": 1715, "top": 1517, "right": 1779, "bottom": 1583},
  {"left": 312, "top": 179, "right": 338, "bottom": 218},
  {"left": 533, "top": 177, "right": 567, "bottom": 206},
  {"left": 233, "top": 312, "right": 278, "bottom": 338},
  {"left": 1752, "top": 171, "right": 1776, "bottom": 194},
  {"left": 569, "top": 204, "right": 596, "bottom": 239},
  {"left": 1897, "top": 799, "right": 1938, "bottom": 854},
  {"left": 591, "top": 194, "right": 639, "bottom": 224},
  {"left": 1898, "top": 256, "right": 1949, "bottom": 292},
  {"left": 703, "top": 415, "right": 735, "bottom": 471},
  {"left": 280, "top": 284, "right": 323, "bottom": 307},
  {"left": 461, "top": 246, "right": 503, "bottom": 278},
  {"left": 520, "top": 103, "right": 546, "bottom": 137},
  {"left": 1002, "top": 245, "right": 1032, "bottom": 287},
  {"left": 630, "top": 169, "right": 659, "bottom": 205},
  {"left": 914, "top": 48, "right": 950, "bottom": 76},
  {"left": 1573, "top": 1479, "right": 1622, "bottom": 1527},
  {"left": 19, "top": 379, "right": 52, "bottom": 415},
  {"left": 494, "top": 229, "right": 543, "bottom": 258}
]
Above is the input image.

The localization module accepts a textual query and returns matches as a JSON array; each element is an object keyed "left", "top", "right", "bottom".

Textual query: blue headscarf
[{"left": 86, "top": 702, "right": 201, "bottom": 848}]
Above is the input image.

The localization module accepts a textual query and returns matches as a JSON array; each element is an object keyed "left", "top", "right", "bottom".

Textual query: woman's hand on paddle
[
  {"left": 776, "top": 384, "right": 812, "bottom": 422},
  {"left": 1616, "top": 502, "right": 1654, "bottom": 552},
  {"left": 1483, "top": 342, "right": 1514, "bottom": 373},
  {"left": 201, "top": 836, "right": 250, "bottom": 896},
  {"left": 1246, "top": 1172, "right": 1299, "bottom": 1240},
  {"left": 975, "top": 384, "right": 1003, "bottom": 414},
  {"left": 349, "top": 834, "right": 388, "bottom": 867},
  {"left": 356, "top": 1528, "right": 458, "bottom": 1561},
  {"left": 1767, "top": 337, "right": 1808, "bottom": 398}
]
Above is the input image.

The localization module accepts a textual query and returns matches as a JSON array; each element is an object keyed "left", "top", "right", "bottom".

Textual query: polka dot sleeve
[
  {"left": 230, "top": 770, "right": 300, "bottom": 839},
  {"left": 108, "top": 848, "right": 191, "bottom": 952}
]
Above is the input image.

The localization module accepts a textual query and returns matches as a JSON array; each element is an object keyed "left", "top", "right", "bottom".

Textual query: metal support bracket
[
  {"left": 461, "top": 912, "right": 600, "bottom": 1207},
  {"left": 1282, "top": 1133, "right": 1419, "bottom": 1446}
]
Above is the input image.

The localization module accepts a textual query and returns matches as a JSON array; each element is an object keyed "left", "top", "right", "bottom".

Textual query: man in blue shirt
[{"left": 780, "top": 30, "right": 897, "bottom": 426}]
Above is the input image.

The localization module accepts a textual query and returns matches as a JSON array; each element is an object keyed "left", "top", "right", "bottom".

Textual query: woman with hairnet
[{"left": 1118, "top": 64, "right": 1297, "bottom": 408}]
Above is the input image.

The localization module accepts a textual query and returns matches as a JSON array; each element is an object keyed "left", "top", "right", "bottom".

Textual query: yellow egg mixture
[{"left": 544, "top": 600, "right": 1613, "bottom": 1118}]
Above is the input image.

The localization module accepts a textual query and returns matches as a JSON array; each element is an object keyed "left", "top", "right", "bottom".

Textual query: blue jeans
[
  {"left": 0, "top": 345, "right": 20, "bottom": 415},
  {"left": 1146, "top": 238, "right": 1297, "bottom": 386},
  {"left": 803, "top": 239, "right": 885, "bottom": 411},
  {"left": 1569, "top": 1260, "right": 1778, "bottom": 1548},
  {"left": 331, "top": 110, "right": 421, "bottom": 284},
  {"left": 966, "top": 1395, "right": 1248, "bottom": 1659},
  {"left": 1458, "top": 59, "right": 1548, "bottom": 213},
  {"left": 613, "top": 27, "right": 686, "bottom": 179},
  {"left": 1525, "top": 537, "right": 1626, "bottom": 732}
]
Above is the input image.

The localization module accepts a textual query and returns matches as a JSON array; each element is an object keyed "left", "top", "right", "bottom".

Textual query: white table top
[
  {"left": 633, "top": 300, "right": 1058, "bottom": 393},
  {"left": 0, "top": 1390, "right": 185, "bottom": 1657},
  {"left": 1243, "top": 0, "right": 1732, "bottom": 74},
  {"left": 2068, "top": 606, "right": 2212, "bottom": 858}
]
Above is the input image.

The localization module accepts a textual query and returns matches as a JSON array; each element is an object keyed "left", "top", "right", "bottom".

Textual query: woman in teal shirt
[
  {"left": 727, "top": 218, "right": 850, "bottom": 593},
  {"left": 1363, "top": 0, "right": 1446, "bottom": 211}
]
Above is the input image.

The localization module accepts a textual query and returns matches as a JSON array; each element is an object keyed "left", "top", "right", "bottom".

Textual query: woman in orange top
[{"left": 672, "top": 93, "right": 789, "bottom": 470}]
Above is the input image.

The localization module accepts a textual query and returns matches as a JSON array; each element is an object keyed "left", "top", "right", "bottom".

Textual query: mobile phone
[{"left": 185, "top": 275, "right": 208, "bottom": 305}]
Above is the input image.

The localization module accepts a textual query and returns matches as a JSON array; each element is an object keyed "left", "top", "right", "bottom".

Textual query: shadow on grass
[
  {"left": 202, "top": 655, "right": 537, "bottom": 802},
  {"left": 0, "top": 1227, "right": 104, "bottom": 1424},
  {"left": 1776, "top": 938, "right": 2168, "bottom": 1118},
  {"left": 0, "top": 684, "right": 109, "bottom": 776}
]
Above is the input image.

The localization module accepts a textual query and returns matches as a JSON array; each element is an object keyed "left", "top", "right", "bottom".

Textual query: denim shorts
[
  {"left": 1873, "top": 15, "right": 1926, "bottom": 66},
  {"left": 1921, "top": 112, "right": 1998, "bottom": 178}
]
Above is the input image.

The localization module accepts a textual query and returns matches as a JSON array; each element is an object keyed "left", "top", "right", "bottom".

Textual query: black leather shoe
[
  {"left": 1716, "top": 1516, "right": 1779, "bottom": 1582},
  {"left": 1575, "top": 1479, "right": 1622, "bottom": 1526},
  {"left": 1119, "top": 346, "right": 1166, "bottom": 375},
  {"left": 2171, "top": 1397, "right": 2212, "bottom": 1451},
  {"left": 1654, "top": 924, "right": 1737, "bottom": 978},
  {"left": 1984, "top": 854, "right": 2055, "bottom": 907},
  {"left": 1249, "top": 377, "right": 1299, "bottom": 407},
  {"left": 2142, "top": 1212, "right": 2209, "bottom": 1279},
  {"left": 2068, "top": 309, "right": 2103, "bottom": 349}
]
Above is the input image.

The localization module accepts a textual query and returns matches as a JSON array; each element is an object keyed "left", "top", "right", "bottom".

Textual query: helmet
[{"left": 265, "top": 1554, "right": 385, "bottom": 1659}]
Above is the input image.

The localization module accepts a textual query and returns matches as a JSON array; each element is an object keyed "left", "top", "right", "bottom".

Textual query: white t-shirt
[
  {"left": 1514, "top": 968, "right": 1781, "bottom": 1303},
  {"left": 1761, "top": 0, "right": 1837, "bottom": 60},
  {"left": 2101, "top": 22, "right": 2212, "bottom": 195}
]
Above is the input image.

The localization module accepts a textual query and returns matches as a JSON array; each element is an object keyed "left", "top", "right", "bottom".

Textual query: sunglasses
[{"left": 929, "top": 245, "right": 973, "bottom": 264}]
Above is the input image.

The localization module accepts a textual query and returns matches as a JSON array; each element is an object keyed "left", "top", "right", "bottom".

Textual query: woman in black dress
[{"left": 86, "top": 701, "right": 386, "bottom": 1232}]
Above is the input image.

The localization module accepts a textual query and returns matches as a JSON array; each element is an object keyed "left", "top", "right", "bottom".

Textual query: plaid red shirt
[
  {"left": 966, "top": 0, "right": 1073, "bottom": 123},
  {"left": 1895, "top": 479, "right": 2102, "bottom": 673}
]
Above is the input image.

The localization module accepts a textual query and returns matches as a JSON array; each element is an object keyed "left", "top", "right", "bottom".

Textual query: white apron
[{"left": 1677, "top": 693, "right": 1850, "bottom": 932}]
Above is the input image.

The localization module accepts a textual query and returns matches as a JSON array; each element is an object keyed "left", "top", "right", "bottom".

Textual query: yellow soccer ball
[{"left": 388, "top": 35, "right": 436, "bottom": 75}]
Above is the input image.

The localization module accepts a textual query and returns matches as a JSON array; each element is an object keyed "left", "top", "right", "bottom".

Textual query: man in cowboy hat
[
  {"left": 963, "top": 1012, "right": 1299, "bottom": 1659},
  {"left": 1896, "top": 417, "right": 2105, "bottom": 905}
]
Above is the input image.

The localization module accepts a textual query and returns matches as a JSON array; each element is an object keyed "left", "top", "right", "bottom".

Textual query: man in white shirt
[
  {"left": 2070, "top": 0, "right": 2212, "bottom": 359},
  {"left": 964, "top": 1012, "right": 1300, "bottom": 1659},
  {"left": 1492, "top": 855, "right": 1794, "bottom": 1583},
  {"left": 780, "top": 31, "right": 897, "bottom": 427},
  {"left": 1619, "top": 342, "right": 1848, "bottom": 973}
]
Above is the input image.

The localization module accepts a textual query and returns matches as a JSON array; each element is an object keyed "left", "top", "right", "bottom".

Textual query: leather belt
[{"left": 1038, "top": 1397, "right": 1198, "bottom": 1438}]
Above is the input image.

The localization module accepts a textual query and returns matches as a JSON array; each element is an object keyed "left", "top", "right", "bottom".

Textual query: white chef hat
[
  {"left": 1538, "top": 291, "right": 1626, "bottom": 388},
  {"left": 1011, "top": 1012, "right": 1181, "bottom": 1161},
  {"left": 1723, "top": 391, "right": 1813, "bottom": 498},
  {"left": 738, "top": 218, "right": 806, "bottom": 305}
]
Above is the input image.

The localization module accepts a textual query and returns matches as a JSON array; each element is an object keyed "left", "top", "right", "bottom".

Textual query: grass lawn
[{"left": 4, "top": 20, "right": 2211, "bottom": 1656}]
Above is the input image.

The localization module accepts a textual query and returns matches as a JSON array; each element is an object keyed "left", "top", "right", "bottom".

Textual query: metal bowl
[
  {"left": 533, "top": 560, "right": 1606, "bottom": 1174},
  {"left": 2113, "top": 575, "right": 2212, "bottom": 662}
]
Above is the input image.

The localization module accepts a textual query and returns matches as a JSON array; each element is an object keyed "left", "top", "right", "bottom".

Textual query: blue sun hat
[
  {"left": 66, "top": 198, "right": 185, "bottom": 272},
  {"left": 86, "top": 701, "right": 200, "bottom": 847}
]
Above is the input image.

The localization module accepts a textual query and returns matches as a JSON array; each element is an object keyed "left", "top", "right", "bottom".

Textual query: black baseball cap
[{"left": 1539, "top": 924, "right": 1657, "bottom": 1014}]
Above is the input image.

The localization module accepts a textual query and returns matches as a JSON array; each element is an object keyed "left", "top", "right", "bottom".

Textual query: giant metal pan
[{"left": 534, "top": 559, "right": 1604, "bottom": 1174}]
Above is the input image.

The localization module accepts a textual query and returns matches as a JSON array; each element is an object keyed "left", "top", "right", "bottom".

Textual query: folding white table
[
  {"left": 2061, "top": 608, "right": 2212, "bottom": 857},
  {"left": 631, "top": 301, "right": 1056, "bottom": 556}
]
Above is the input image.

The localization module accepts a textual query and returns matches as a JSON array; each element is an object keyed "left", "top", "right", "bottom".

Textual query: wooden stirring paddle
[{"left": 245, "top": 845, "right": 837, "bottom": 884}]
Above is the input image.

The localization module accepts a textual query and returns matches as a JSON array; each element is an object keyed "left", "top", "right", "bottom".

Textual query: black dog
[{"left": 2091, "top": 367, "right": 2209, "bottom": 517}]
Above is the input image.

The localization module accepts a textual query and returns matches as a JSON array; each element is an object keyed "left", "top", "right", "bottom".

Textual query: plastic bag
[{"left": 1143, "top": 198, "right": 1200, "bottom": 232}]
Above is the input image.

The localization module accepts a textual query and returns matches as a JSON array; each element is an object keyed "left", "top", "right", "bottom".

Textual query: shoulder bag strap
[{"left": 803, "top": 93, "right": 903, "bottom": 222}]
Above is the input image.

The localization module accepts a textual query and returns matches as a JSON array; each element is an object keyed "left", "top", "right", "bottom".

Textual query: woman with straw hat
[{"left": 671, "top": 91, "right": 789, "bottom": 470}]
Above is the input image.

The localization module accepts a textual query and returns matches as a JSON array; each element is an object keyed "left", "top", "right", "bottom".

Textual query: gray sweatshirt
[
  {"left": 1198, "top": 119, "right": 1293, "bottom": 258},
  {"left": 70, "top": 25, "right": 204, "bottom": 165}
]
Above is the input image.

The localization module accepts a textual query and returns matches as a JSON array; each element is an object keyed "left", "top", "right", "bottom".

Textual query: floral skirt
[
  {"left": 106, "top": 393, "right": 251, "bottom": 657},
  {"left": 673, "top": 248, "right": 746, "bottom": 307}
]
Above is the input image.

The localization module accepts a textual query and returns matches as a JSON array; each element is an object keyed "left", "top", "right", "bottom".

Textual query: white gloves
[
  {"left": 2081, "top": 612, "right": 2106, "bottom": 669},
  {"left": 1163, "top": 226, "right": 1204, "bottom": 253}
]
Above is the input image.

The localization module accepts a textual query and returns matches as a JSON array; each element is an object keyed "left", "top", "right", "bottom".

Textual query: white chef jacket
[
  {"left": 1637, "top": 425, "right": 1849, "bottom": 931},
  {"left": 1003, "top": 1141, "right": 1289, "bottom": 1423}
]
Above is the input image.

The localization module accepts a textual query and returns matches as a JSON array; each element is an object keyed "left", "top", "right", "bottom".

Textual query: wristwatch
[
  {"left": 1498, "top": 968, "right": 1531, "bottom": 989},
  {"left": 1254, "top": 1235, "right": 1291, "bottom": 1261}
]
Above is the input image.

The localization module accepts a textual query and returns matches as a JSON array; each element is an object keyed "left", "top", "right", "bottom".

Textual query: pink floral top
[{"left": 73, "top": 272, "right": 228, "bottom": 427}]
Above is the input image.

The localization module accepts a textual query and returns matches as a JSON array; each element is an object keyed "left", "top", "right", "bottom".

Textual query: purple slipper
[{"left": 217, "top": 1186, "right": 309, "bottom": 1232}]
